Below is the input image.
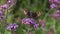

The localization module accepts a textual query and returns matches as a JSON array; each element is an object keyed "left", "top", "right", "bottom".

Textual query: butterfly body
[{"left": 23, "top": 9, "right": 41, "bottom": 18}]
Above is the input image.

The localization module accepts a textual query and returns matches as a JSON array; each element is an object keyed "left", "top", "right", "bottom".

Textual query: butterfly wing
[
  {"left": 23, "top": 9, "right": 41, "bottom": 18},
  {"left": 23, "top": 9, "right": 32, "bottom": 18}
]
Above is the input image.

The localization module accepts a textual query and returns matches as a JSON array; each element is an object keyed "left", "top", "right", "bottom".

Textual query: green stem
[{"left": 43, "top": 9, "right": 51, "bottom": 20}]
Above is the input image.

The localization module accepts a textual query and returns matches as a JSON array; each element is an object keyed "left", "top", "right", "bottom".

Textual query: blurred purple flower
[
  {"left": 28, "top": 31, "right": 34, "bottom": 34},
  {"left": 7, "top": 0, "right": 16, "bottom": 6},
  {"left": 0, "top": 10, "right": 3, "bottom": 15},
  {"left": 7, "top": 23, "right": 18, "bottom": 31},
  {"left": 0, "top": 10, "right": 3, "bottom": 21},
  {"left": 7, "top": 0, "right": 13, "bottom": 5},
  {"left": 33, "top": 24, "right": 39, "bottom": 28},
  {"left": 56, "top": 10, "right": 60, "bottom": 14},
  {"left": 54, "top": 0, "right": 59, "bottom": 2},
  {"left": 39, "top": 20, "right": 46, "bottom": 28},
  {"left": 49, "top": 0, "right": 59, "bottom": 3},
  {"left": 49, "top": 0, "right": 54, "bottom": 3},
  {"left": 8, "top": 0, "right": 11, "bottom": 3},
  {"left": 50, "top": 4, "right": 56, "bottom": 9},
  {"left": 49, "top": 13, "right": 60, "bottom": 19},
  {"left": 22, "top": 18, "right": 36, "bottom": 25},
  {"left": 1, "top": 4, "right": 8, "bottom": 9},
  {"left": 49, "top": 13, "right": 60, "bottom": 17},
  {"left": 22, "top": 18, "right": 39, "bottom": 28}
]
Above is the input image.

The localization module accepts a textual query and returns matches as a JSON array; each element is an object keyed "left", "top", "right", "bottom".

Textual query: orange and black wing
[
  {"left": 32, "top": 11, "right": 41, "bottom": 18},
  {"left": 23, "top": 9, "right": 41, "bottom": 18}
]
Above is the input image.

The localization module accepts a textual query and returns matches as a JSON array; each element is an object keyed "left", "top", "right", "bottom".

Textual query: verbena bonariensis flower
[
  {"left": 8, "top": 0, "right": 11, "bottom": 3},
  {"left": 54, "top": 0, "right": 59, "bottom": 2},
  {"left": 7, "top": 0, "right": 16, "bottom": 7},
  {"left": 28, "top": 31, "right": 34, "bottom": 34},
  {"left": 0, "top": 10, "right": 3, "bottom": 15},
  {"left": 22, "top": 18, "right": 36, "bottom": 25},
  {"left": 50, "top": 4, "right": 56, "bottom": 9},
  {"left": 22, "top": 18, "right": 39, "bottom": 28},
  {"left": 49, "top": 0, "right": 54, "bottom": 3},
  {"left": 56, "top": 10, "right": 60, "bottom": 14},
  {"left": 50, "top": 13, "right": 60, "bottom": 16},
  {"left": 49, "top": 0, "right": 59, "bottom": 3},
  {"left": 7, "top": 0, "right": 14, "bottom": 4},
  {"left": 49, "top": 0, "right": 60, "bottom": 9},
  {"left": 33, "top": 24, "right": 39, "bottom": 28},
  {"left": 7, "top": 23, "right": 18, "bottom": 31},
  {"left": 0, "top": 10, "right": 3, "bottom": 21},
  {"left": 39, "top": 20, "right": 46, "bottom": 28},
  {"left": 1, "top": 4, "right": 8, "bottom": 9},
  {"left": 49, "top": 10, "right": 60, "bottom": 19}
]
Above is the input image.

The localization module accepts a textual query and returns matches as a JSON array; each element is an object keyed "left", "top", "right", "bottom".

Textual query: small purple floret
[
  {"left": 22, "top": 18, "right": 39, "bottom": 28},
  {"left": 33, "top": 24, "right": 39, "bottom": 28},
  {"left": 50, "top": 4, "right": 56, "bottom": 9},
  {"left": 1, "top": 4, "right": 8, "bottom": 9},
  {"left": 22, "top": 18, "right": 36, "bottom": 25},
  {"left": 0, "top": 10, "right": 3, "bottom": 15},
  {"left": 0, "top": 10, "right": 3, "bottom": 21},
  {"left": 7, "top": 23, "right": 18, "bottom": 31}
]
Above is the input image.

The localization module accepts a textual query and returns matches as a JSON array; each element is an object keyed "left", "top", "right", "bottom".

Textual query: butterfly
[{"left": 23, "top": 8, "right": 41, "bottom": 18}]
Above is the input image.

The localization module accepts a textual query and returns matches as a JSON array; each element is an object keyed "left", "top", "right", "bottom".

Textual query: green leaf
[
  {"left": 7, "top": 14, "right": 14, "bottom": 23},
  {"left": 4, "top": 30, "right": 12, "bottom": 34}
]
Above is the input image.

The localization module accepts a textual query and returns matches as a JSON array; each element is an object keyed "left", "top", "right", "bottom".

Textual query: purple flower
[
  {"left": 33, "top": 24, "right": 39, "bottom": 28},
  {"left": 0, "top": 10, "right": 3, "bottom": 21},
  {"left": 7, "top": 0, "right": 12, "bottom": 5},
  {"left": 28, "top": 31, "right": 34, "bottom": 34},
  {"left": 1, "top": 4, "right": 8, "bottom": 9},
  {"left": 56, "top": 10, "right": 60, "bottom": 14},
  {"left": 39, "top": 20, "right": 46, "bottom": 28},
  {"left": 54, "top": 0, "right": 59, "bottom": 2},
  {"left": 49, "top": 14, "right": 60, "bottom": 17},
  {"left": 7, "top": 0, "right": 16, "bottom": 6},
  {"left": 7, "top": 23, "right": 18, "bottom": 31},
  {"left": 22, "top": 18, "right": 39, "bottom": 28},
  {"left": 0, "top": 7, "right": 2, "bottom": 10},
  {"left": 49, "top": 0, "right": 54, "bottom": 3},
  {"left": 49, "top": 0, "right": 59, "bottom": 3},
  {"left": 50, "top": 4, "right": 56, "bottom": 9},
  {"left": 49, "top": 13, "right": 60, "bottom": 19},
  {"left": 22, "top": 18, "right": 36, "bottom": 25},
  {"left": 8, "top": 0, "right": 11, "bottom": 3},
  {"left": 0, "top": 10, "right": 3, "bottom": 15}
]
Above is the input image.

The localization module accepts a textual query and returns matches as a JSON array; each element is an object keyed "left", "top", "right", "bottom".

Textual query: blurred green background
[{"left": 0, "top": 0, "right": 60, "bottom": 34}]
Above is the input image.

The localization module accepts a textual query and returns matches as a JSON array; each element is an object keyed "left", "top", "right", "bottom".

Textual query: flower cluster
[
  {"left": 49, "top": 0, "right": 60, "bottom": 9},
  {"left": 0, "top": 4, "right": 8, "bottom": 21},
  {"left": 0, "top": 4, "right": 8, "bottom": 9},
  {"left": 49, "top": 10, "right": 60, "bottom": 19},
  {"left": 49, "top": 0, "right": 60, "bottom": 19},
  {"left": 0, "top": 0, "right": 16, "bottom": 9},
  {"left": 0, "top": 0, "right": 16, "bottom": 21},
  {"left": 28, "top": 31, "right": 34, "bottom": 34},
  {"left": 50, "top": 3, "right": 56, "bottom": 9},
  {"left": 22, "top": 18, "right": 39, "bottom": 28},
  {"left": 7, "top": 0, "right": 16, "bottom": 6},
  {"left": 0, "top": 10, "right": 3, "bottom": 19},
  {"left": 0, "top": 9, "right": 3, "bottom": 21},
  {"left": 7, "top": 23, "right": 18, "bottom": 31}
]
